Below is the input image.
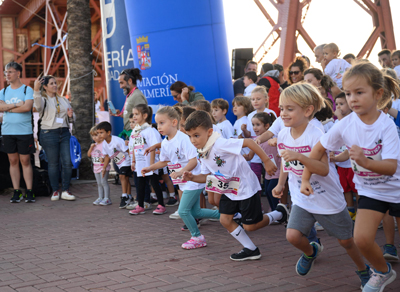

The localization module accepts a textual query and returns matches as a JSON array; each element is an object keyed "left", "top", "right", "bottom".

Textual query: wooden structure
[
  {"left": 253, "top": 0, "right": 396, "bottom": 69},
  {"left": 0, "top": 0, "right": 105, "bottom": 99}
]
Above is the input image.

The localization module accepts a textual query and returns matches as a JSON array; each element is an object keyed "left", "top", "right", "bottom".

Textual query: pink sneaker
[
  {"left": 182, "top": 235, "right": 207, "bottom": 249},
  {"left": 129, "top": 206, "right": 145, "bottom": 215},
  {"left": 153, "top": 205, "right": 167, "bottom": 215}
]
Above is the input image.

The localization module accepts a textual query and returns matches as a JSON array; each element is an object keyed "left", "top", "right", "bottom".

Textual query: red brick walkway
[{"left": 0, "top": 180, "right": 399, "bottom": 292}]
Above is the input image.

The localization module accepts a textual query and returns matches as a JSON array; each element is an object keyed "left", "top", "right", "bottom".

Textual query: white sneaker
[
  {"left": 126, "top": 201, "right": 138, "bottom": 210},
  {"left": 314, "top": 222, "right": 324, "bottom": 231},
  {"left": 144, "top": 202, "right": 152, "bottom": 210},
  {"left": 99, "top": 198, "right": 112, "bottom": 206},
  {"left": 93, "top": 198, "right": 103, "bottom": 205},
  {"left": 51, "top": 191, "right": 60, "bottom": 201},
  {"left": 61, "top": 191, "right": 76, "bottom": 201},
  {"left": 169, "top": 210, "right": 180, "bottom": 219}
]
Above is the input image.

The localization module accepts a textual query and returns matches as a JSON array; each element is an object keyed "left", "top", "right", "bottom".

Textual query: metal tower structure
[{"left": 253, "top": 0, "right": 396, "bottom": 69}]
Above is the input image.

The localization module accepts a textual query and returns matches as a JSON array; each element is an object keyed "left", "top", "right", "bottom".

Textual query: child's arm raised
[
  {"left": 87, "top": 143, "right": 96, "bottom": 157},
  {"left": 182, "top": 171, "right": 209, "bottom": 184},
  {"left": 349, "top": 145, "right": 397, "bottom": 176},
  {"left": 144, "top": 142, "right": 161, "bottom": 156},
  {"left": 170, "top": 157, "right": 197, "bottom": 179},
  {"left": 243, "top": 138, "right": 277, "bottom": 176},
  {"left": 330, "top": 150, "right": 349, "bottom": 163},
  {"left": 141, "top": 160, "right": 169, "bottom": 176},
  {"left": 240, "top": 124, "right": 251, "bottom": 138}
]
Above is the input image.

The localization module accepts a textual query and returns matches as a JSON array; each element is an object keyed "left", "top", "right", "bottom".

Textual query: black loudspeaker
[{"left": 231, "top": 48, "right": 253, "bottom": 79}]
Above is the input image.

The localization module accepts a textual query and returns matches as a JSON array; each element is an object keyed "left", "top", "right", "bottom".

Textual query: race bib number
[
  {"left": 111, "top": 151, "right": 126, "bottom": 166},
  {"left": 278, "top": 144, "right": 311, "bottom": 176},
  {"left": 348, "top": 144, "right": 383, "bottom": 177},
  {"left": 91, "top": 156, "right": 103, "bottom": 166},
  {"left": 205, "top": 174, "right": 240, "bottom": 195},
  {"left": 132, "top": 134, "right": 145, "bottom": 149},
  {"left": 168, "top": 163, "right": 187, "bottom": 184}
]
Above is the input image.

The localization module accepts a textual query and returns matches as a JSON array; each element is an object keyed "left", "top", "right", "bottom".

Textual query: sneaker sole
[
  {"left": 25, "top": 200, "right": 35, "bottom": 203},
  {"left": 166, "top": 202, "right": 179, "bottom": 206},
  {"left": 383, "top": 254, "right": 399, "bottom": 262},
  {"left": 129, "top": 211, "right": 145, "bottom": 215},
  {"left": 169, "top": 215, "right": 181, "bottom": 219},
  {"left": 119, "top": 205, "right": 128, "bottom": 209},
  {"left": 153, "top": 211, "right": 167, "bottom": 215},
  {"left": 230, "top": 254, "right": 261, "bottom": 261},
  {"left": 182, "top": 243, "right": 207, "bottom": 249},
  {"left": 99, "top": 203, "right": 112, "bottom": 206}
]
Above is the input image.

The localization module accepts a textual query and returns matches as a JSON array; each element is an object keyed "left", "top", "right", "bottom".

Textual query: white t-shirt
[
  {"left": 128, "top": 127, "right": 160, "bottom": 177},
  {"left": 200, "top": 137, "right": 261, "bottom": 201},
  {"left": 394, "top": 65, "right": 400, "bottom": 79},
  {"left": 269, "top": 116, "right": 324, "bottom": 136},
  {"left": 244, "top": 83, "right": 257, "bottom": 97},
  {"left": 159, "top": 130, "right": 204, "bottom": 191},
  {"left": 277, "top": 123, "right": 346, "bottom": 214},
  {"left": 216, "top": 119, "right": 234, "bottom": 139},
  {"left": 323, "top": 119, "right": 335, "bottom": 133},
  {"left": 232, "top": 116, "right": 250, "bottom": 156},
  {"left": 102, "top": 135, "right": 131, "bottom": 168},
  {"left": 247, "top": 109, "right": 277, "bottom": 163},
  {"left": 324, "top": 59, "right": 351, "bottom": 89},
  {"left": 320, "top": 112, "right": 400, "bottom": 203},
  {"left": 332, "top": 119, "right": 351, "bottom": 168}
]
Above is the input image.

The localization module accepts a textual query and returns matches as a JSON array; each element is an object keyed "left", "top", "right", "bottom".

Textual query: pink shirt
[
  {"left": 259, "top": 140, "right": 281, "bottom": 180},
  {"left": 91, "top": 143, "right": 111, "bottom": 174}
]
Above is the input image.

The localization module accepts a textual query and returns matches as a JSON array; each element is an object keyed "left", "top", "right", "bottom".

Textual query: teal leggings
[{"left": 178, "top": 188, "right": 220, "bottom": 237}]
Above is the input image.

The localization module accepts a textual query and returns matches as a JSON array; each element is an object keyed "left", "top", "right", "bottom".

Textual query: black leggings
[{"left": 137, "top": 174, "right": 164, "bottom": 207}]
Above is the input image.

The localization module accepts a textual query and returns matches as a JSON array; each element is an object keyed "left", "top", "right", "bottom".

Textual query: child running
[
  {"left": 142, "top": 106, "right": 219, "bottom": 249},
  {"left": 87, "top": 126, "right": 111, "bottom": 206},
  {"left": 97, "top": 121, "right": 133, "bottom": 208},
  {"left": 244, "top": 112, "right": 281, "bottom": 211},
  {"left": 271, "top": 83, "right": 370, "bottom": 289},
  {"left": 301, "top": 61, "right": 400, "bottom": 291},
  {"left": 182, "top": 110, "right": 288, "bottom": 261},
  {"left": 128, "top": 104, "right": 166, "bottom": 215}
]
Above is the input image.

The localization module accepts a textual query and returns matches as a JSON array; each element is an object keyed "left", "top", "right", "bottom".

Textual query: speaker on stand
[{"left": 231, "top": 48, "right": 253, "bottom": 80}]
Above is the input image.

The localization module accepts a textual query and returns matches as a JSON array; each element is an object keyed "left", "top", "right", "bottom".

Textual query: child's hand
[
  {"left": 144, "top": 145, "right": 156, "bottom": 156},
  {"left": 280, "top": 150, "right": 299, "bottom": 162},
  {"left": 272, "top": 184, "right": 284, "bottom": 198},
  {"left": 255, "top": 137, "right": 262, "bottom": 145},
  {"left": 125, "top": 140, "right": 129, "bottom": 146},
  {"left": 181, "top": 87, "right": 189, "bottom": 102},
  {"left": 90, "top": 143, "right": 96, "bottom": 148},
  {"left": 102, "top": 168, "right": 106, "bottom": 178},
  {"left": 268, "top": 137, "right": 277, "bottom": 147},
  {"left": 131, "top": 162, "right": 136, "bottom": 171},
  {"left": 243, "top": 154, "right": 251, "bottom": 161},
  {"left": 155, "top": 149, "right": 160, "bottom": 155},
  {"left": 263, "top": 159, "right": 277, "bottom": 176},
  {"left": 349, "top": 145, "right": 368, "bottom": 168},
  {"left": 329, "top": 152, "right": 336, "bottom": 162},
  {"left": 141, "top": 166, "right": 151, "bottom": 176},
  {"left": 241, "top": 124, "right": 247, "bottom": 132},
  {"left": 300, "top": 179, "right": 314, "bottom": 196},
  {"left": 182, "top": 171, "right": 193, "bottom": 181},
  {"left": 170, "top": 171, "right": 182, "bottom": 179},
  {"left": 99, "top": 157, "right": 104, "bottom": 163}
]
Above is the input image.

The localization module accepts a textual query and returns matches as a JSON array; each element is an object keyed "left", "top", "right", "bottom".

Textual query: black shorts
[
  {"left": 2, "top": 134, "right": 35, "bottom": 155},
  {"left": 118, "top": 166, "right": 132, "bottom": 176},
  {"left": 358, "top": 195, "right": 400, "bottom": 217},
  {"left": 219, "top": 193, "right": 263, "bottom": 225}
]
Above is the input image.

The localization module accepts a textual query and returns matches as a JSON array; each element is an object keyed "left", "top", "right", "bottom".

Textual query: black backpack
[{"left": 32, "top": 166, "right": 52, "bottom": 196}]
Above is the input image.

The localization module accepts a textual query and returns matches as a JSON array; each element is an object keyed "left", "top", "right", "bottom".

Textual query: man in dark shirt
[{"left": 233, "top": 60, "right": 257, "bottom": 96}]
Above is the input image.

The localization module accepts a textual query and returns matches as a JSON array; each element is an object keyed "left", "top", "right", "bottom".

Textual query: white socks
[
  {"left": 122, "top": 193, "right": 128, "bottom": 198},
  {"left": 266, "top": 210, "right": 283, "bottom": 225},
  {"left": 151, "top": 192, "right": 156, "bottom": 199},
  {"left": 230, "top": 226, "right": 256, "bottom": 251},
  {"left": 170, "top": 193, "right": 175, "bottom": 198}
]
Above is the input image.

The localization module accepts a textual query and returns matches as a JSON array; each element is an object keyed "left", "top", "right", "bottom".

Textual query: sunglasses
[
  {"left": 289, "top": 71, "right": 300, "bottom": 75},
  {"left": 172, "top": 94, "right": 179, "bottom": 99}
]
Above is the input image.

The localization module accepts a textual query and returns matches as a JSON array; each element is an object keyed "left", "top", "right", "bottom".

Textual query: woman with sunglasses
[
  {"left": 170, "top": 81, "right": 205, "bottom": 106},
  {"left": 33, "top": 75, "right": 76, "bottom": 202},
  {"left": 287, "top": 57, "right": 308, "bottom": 84}
]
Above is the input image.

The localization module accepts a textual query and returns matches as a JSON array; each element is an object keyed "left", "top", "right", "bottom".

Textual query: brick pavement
[{"left": 0, "top": 180, "right": 399, "bottom": 292}]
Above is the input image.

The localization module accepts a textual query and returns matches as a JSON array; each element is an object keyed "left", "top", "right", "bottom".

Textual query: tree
[{"left": 67, "top": 0, "right": 93, "bottom": 179}]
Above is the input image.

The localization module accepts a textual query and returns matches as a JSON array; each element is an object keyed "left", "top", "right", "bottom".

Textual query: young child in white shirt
[
  {"left": 391, "top": 50, "right": 400, "bottom": 78},
  {"left": 323, "top": 43, "right": 351, "bottom": 89},
  {"left": 211, "top": 98, "right": 234, "bottom": 139},
  {"left": 182, "top": 110, "right": 288, "bottom": 261},
  {"left": 301, "top": 61, "right": 400, "bottom": 291},
  {"left": 271, "top": 83, "right": 369, "bottom": 287},
  {"left": 243, "top": 71, "right": 257, "bottom": 97},
  {"left": 128, "top": 104, "right": 166, "bottom": 215},
  {"left": 232, "top": 96, "right": 253, "bottom": 139},
  {"left": 97, "top": 121, "right": 132, "bottom": 208},
  {"left": 142, "top": 106, "right": 220, "bottom": 249},
  {"left": 87, "top": 126, "right": 111, "bottom": 206}
]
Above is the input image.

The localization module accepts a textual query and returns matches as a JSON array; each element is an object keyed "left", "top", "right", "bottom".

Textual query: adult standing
[
  {"left": 111, "top": 68, "right": 147, "bottom": 132},
  {"left": 257, "top": 63, "right": 282, "bottom": 116},
  {"left": 0, "top": 62, "right": 35, "bottom": 203},
  {"left": 233, "top": 60, "right": 258, "bottom": 96},
  {"left": 170, "top": 81, "right": 205, "bottom": 105},
  {"left": 33, "top": 75, "right": 76, "bottom": 201}
]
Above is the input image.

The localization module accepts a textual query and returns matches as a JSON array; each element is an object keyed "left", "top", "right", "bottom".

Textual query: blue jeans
[
  {"left": 40, "top": 127, "right": 72, "bottom": 192},
  {"left": 178, "top": 188, "right": 220, "bottom": 237}
]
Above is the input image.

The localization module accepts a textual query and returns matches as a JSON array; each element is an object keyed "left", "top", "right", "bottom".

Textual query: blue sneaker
[
  {"left": 295, "top": 242, "right": 321, "bottom": 276},
  {"left": 355, "top": 264, "right": 371, "bottom": 290},
  {"left": 383, "top": 244, "right": 399, "bottom": 262}
]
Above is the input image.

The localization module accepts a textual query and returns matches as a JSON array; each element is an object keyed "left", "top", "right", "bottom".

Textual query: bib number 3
[{"left": 206, "top": 175, "right": 240, "bottom": 195}]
